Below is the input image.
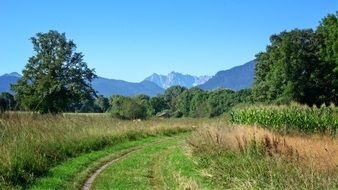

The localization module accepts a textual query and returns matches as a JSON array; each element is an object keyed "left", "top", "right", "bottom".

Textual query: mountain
[
  {"left": 144, "top": 71, "right": 211, "bottom": 89},
  {"left": 0, "top": 60, "right": 255, "bottom": 96},
  {"left": 92, "top": 77, "right": 164, "bottom": 97},
  {"left": 0, "top": 72, "right": 21, "bottom": 94},
  {"left": 0, "top": 73, "right": 164, "bottom": 97},
  {"left": 199, "top": 60, "right": 256, "bottom": 91}
]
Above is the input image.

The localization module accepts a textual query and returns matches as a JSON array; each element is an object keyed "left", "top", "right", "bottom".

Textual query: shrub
[{"left": 109, "top": 95, "right": 147, "bottom": 119}]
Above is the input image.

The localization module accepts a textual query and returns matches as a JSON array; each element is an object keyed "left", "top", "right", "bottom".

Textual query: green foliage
[
  {"left": 230, "top": 104, "right": 338, "bottom": 135},
  {"left": 0, "top": 98, "right": 6, "bottom": 113},
  {"left": 163, "top": 85, "right": 187, "bottom": 110},
  {"left": 253, "top": 13, "right": 338, "bottom": 105},
  {"left": 11, "top": 30, "right": 97, "bottom": 113},
  {"left": 149, "top": 95, "right": 168, "bottom": 114},
  {"left": 94, "top": 95, "right": 110, "bottom": 112},
  {"left": 173, "top": 87, "right": 203, "bottom": 117},
  {"left": 207, "top": 89, "right": 237, "bottom": 117},
  {"left": 189, "top": 89, "right": 209, "bottom": 117},
  {"left": 0, "top": 92, "right": 16, "bottom": 112},
  {"left": 316, "top": 12, "right": 338, "bottom": 104},
  {"left": 109, "top": 95, "right": 147, "bottom": 119},
  {"left": 148, "top": 86, "right": 253, "bottom": 118}
]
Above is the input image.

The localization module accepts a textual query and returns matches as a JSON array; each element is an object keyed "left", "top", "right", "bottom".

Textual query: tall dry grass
[
  {"left": 188, "top": 125, "right": 338, "bottom": 189},
  {"left": 0, "top": 112, "right": 218, "bottom": 188}
]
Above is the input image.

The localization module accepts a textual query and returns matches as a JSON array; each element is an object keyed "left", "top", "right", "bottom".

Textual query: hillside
[
  {"left": 92, "top": 77, "right": 164, "bottom": 97},
  {"left": 199, "top": 60, "right": 256, "bottom": 91},
  {"left": 0, "top": 72, "right": 21, "bottom": 94}
]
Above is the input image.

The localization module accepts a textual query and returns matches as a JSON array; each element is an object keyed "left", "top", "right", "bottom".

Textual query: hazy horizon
[{"left": 1, "top": 0, "right": 337, "bottom": 82}]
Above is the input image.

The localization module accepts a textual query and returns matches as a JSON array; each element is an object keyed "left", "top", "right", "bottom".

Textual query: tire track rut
[{"left": 81, "top": 148, "right": 140, "bottom": 190}]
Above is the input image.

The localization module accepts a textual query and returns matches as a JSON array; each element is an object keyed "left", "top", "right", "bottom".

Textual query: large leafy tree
[
  {"left": 12, "top": 30, "right": 97, "bottom": 113},
  {"left": 253, "top": 29, "right": 322, "bottom": 105},
  {"left": 316, "top": 12, "right": 338, "bottom": 104},
  {"left": 253, "top": 13, "right": 338, "bottom": 105}
]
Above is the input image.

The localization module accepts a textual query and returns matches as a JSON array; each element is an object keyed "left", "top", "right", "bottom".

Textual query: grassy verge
[
  {"left": 188, "top": 126, "right": 338, "bottom": 189},
  {"left": 0, "top": 113, "right": 211, "bottom": 189}
]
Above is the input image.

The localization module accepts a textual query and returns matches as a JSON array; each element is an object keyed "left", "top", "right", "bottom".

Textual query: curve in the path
[{"left": 81, "top": 148, "right": 140, "bottom": 190}]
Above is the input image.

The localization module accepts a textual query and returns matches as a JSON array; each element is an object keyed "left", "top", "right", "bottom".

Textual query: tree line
[
  {"left": 253, "top": 12, "right": 337, "bottom": 106},
  {"left": 107, "top": 87, "right": 252, "bottom": 119},
  {"left": 0, "top": 12, "right": 337, "bottom": 117}
]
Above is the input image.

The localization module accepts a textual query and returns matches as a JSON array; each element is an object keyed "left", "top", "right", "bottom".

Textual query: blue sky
[{"left": 1, "top": 0, "right": 337, "bottom": 82}]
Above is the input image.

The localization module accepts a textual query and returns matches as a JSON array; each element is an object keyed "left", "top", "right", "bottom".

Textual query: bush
[{"left": 109, "top": 95, "right": 147, "bottom": 119}]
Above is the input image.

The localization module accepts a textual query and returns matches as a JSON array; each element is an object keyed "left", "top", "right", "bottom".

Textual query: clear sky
[{"left": 1, "top": 0, "right": 337, "bottom": 82}]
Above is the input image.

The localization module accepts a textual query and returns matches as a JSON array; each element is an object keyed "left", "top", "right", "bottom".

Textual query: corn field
[{"left": 230, "top": 104, "right": 338, "bottom": 135}]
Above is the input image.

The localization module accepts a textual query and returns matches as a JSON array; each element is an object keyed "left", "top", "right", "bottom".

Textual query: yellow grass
[{"left": 189, "top": 124, "right": 338, "bottom": 171}]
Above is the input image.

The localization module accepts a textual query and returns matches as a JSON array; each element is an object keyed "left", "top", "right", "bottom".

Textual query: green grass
[
  {"left": 0, "top": 113, "right": 211, "bottom": 189},
  {"left": 91, "top": 134, "right": 215, "bottom": 190},
  {"left": 91, "top": 136, "right": 180, "bottom": 190},
  {"left": 30, "top": 136, "right": 166, "bottom": 190},
  {"left": 161, "top": 145, "right": 216, "bottom": 189},
  {"left": 230, "top": 103, "right": 338, "bottom": 134}
]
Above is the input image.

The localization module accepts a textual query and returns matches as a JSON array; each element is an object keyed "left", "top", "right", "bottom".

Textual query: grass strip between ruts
[
  {"left": 29, "top": 135, "right": 178, "bottom": 190},
  {"left": 91, "top": 135, "right": 215, "bottom": 190}
]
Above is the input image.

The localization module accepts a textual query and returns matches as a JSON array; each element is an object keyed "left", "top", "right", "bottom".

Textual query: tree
[
  {"left": 316, "top": 12, "right": 338, "bottom": 104},
  {"left": 173, "top": 87, "right": 204, "bottom": 117},
  {"left": 12, "top": 30, "right": 97, "bottom": 113},
  {"left": 252, "top": 29, "right": 320, "bottom": 105},
  {"left": 133, "top": 94, "right": 153, "bottom": 116},
  {"left": 149, "top": 96, "right": 168, "bottom": 114},
  {"left": 109, "top": 95, "right": 147, "bottom": 119},
  {"left": 189, "top": 89, "right": 209, "bottom": 117},
  {"left": 0, "top": 92, "right": 17, "bottom": 110},
  {"left": 234, "top": 89, "right": 253, "bottom": 104},
  {"left": 163, "top": 86, "right": 187, "bottom": 111},
  {"left": 0, "top": 98, "right": 6, "bottom": 113},
  {"left": 207, "top": 89, "right": 236, "bottom": 117},
  {"left": 95, "top": 95, "right": 110, "bottom": 112},
  {"left": 252, "top": 13, "right": 338, "bottom": 106}
]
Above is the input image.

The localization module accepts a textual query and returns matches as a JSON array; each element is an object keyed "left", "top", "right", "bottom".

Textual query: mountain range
[
  {"left": 143, "top": 72, "right": 211, "bottom": 89},
  {"left": 0, "top": 60, "right": 256, "bottom": 97},
  {"left": 199, "top": 60, "right": 256, "bottom": 91},
  {"left": 92, "top": 77, "right": 164, "bottom": 97}
]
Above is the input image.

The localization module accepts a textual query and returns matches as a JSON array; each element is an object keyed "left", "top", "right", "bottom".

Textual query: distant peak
[
  {"left": 2, "top": 72, "right": 21, "bottom": 77},
  {"left": 9, "top": 72, "right": 21, "bottom": 77}
]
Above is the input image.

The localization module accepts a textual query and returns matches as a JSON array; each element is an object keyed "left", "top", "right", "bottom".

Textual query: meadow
[
  {"left": 1, "top": 104, "right": 338, "bottom": 189},
  {"left": 0, "top": 112, "right": 213, "bottom": 189}
]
